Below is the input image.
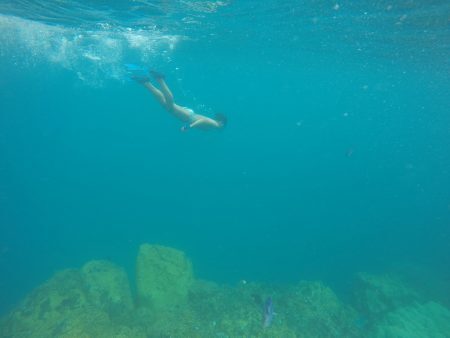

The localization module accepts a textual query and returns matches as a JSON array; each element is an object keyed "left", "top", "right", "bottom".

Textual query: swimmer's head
[{"left": 215, "top": 113, "right": 227, "bottom": 128}]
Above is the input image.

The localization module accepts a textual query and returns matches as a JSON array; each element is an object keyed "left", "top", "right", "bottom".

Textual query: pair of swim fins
[{"left": 124, "top": 63, "right": 164, "bottom": 83}]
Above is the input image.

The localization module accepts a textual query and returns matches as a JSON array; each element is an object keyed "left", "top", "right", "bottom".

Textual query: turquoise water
[{"left": 0, "top": 0, "right": 449, "bottom": 317}]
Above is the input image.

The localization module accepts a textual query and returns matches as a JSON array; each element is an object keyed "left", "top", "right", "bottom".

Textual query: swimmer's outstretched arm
[
  {"left": 182, "top": 118, "right": 220, "bottom": 131},
  {"left": 189, "top": 119, "right": 209, "bottom": 128}
]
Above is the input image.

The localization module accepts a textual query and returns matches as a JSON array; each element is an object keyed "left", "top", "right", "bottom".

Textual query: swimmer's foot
[
  {"left": 149, "top": 70, "right": 165, "bottom": 80},
  {"left": 131, "top": 75, "right": 150, "bottom": 84}
]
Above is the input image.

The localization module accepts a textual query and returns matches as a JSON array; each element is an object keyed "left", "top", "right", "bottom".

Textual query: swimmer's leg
[
  {"left": 150, "top": 71, "right": 174, "bottom": 108},
  {"left": 142, "top": 81, "right": 166, "bottom": 107}
]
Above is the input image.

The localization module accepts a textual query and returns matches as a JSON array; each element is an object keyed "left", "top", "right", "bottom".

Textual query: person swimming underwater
[{"left": 132, "top": 70, "right": 227, "bottom": 132}]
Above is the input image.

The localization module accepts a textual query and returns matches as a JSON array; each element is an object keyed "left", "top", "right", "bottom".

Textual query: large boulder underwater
[
  {"left": 1, "top": 244, "right": 449, "bottom": 337},
  {"left": 0, "top": 260, "right": 144, "bottom": 338},
  {"left": 136, "top": 243, "right": 194, "bottom": 310},
  {"left": 352, "top": 272, "right": 450, "bottom": 338}
]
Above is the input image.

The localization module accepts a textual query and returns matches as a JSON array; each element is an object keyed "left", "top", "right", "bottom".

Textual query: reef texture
[
  {"left": 353, "top": 273, "right": 450, "bottom": 338},
  {"left": 0, "top": 261, "right": 144, "bottom": 338},
  {"left": 136, "top": 243, "right": 193, "bottom": 310},
  {"left": 353, "top": 272, "right": 421, "bottom": 319},
  {"left": 1, "top": 245, "right": 449, "bottom": 337},
  {"left": 371, "top": 301, "right": 450, "bottom": 338}
]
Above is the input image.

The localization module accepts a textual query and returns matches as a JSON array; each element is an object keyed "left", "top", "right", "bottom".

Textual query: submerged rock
[
  {"left": 0, "top": 248, "right": 362, "bottom": 337},
  {"left": 0, "top": 269, "right": 88, "bottom": 338},
  {"left": 136, "top": 243, "right": 194, "bottom": 310},
  {"left": 81, "top": 260, "right": 134, "bottom": 320},
  {"left": 280, "top": 281, "right": 361, "bottom": 337},
  {"left": 0, "top": 263, "right": 142, "bottom": 338},
  {"left": 370, "top": 301, "right": 450, "bottom": 338},
  {"left": 13, "top": 245, "right": 450, "bottom": 337},
  {"left": 353, "top": 273, "right": 420, "bottom": 319},
  {"left": 353, "top": 272, "right": 450, "bottom": 338},
  {"left": 185, "top": 279, "right": 361, "bottom": 337}
]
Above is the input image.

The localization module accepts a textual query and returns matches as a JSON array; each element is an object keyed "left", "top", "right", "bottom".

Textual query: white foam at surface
[{"left": 0, "top": 13, "right": 180, "bottom": 86}]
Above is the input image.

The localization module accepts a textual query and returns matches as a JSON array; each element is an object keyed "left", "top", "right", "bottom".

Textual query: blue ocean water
[{"left": 0, "top": 0, "right": 449, "bottom": 317}]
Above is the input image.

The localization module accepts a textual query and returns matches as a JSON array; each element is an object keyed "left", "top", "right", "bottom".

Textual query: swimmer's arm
[
  {"left": 181, "top": 118, "right": 219, "bottom": 132},
  {"left": 181, "top": 119, "right": 212, "bottom": 131},
  {"left": 189, "top": 119, "right": 209, "bottom": 128},
  {"left": 190, "top": 118, "right": 220, "bottom": 129}
]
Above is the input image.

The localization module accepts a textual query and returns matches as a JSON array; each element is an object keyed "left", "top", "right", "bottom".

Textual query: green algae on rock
[
  {"left": 353, "top": 273, "right": 450, "bottom": 338},
  {"left": 369, "top": 301, "right": 450, "bottom": 338},
  {"left": 136, "top": 243, "right": 194, "bottom": 310},
  {"left": 0, "top": 267, "right": 144, "bottom": 338},
  {"left": 186, "top": 279, "right": 360, "bottom": 338},
  {"left": 4, "top": 244, "right": 450, "bottom": 337},
  {"left": 81, "top": 260, "right": 134, "bottom": 320},
  {"left": 0, "top": 246, "right": 361, "bottom": 337},
  {"left": 279, "top": 281, "right": 361, "bottom": 337},
  {"left": 353, "top": 273, "right": 421, "bottom": 319}
]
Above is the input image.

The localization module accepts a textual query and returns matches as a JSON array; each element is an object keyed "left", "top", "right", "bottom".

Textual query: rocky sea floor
[{"left": 1, "top": 244, "right": 449, "bottom": 338}]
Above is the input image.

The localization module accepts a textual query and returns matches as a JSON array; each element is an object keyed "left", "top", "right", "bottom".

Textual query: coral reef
[{"left": 1, "top": 245, "right": 449, "bottom": 337}]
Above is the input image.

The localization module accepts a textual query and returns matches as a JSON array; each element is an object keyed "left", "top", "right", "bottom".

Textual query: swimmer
[{"left": 133, "top": 70, "right": 227, "bottom": 131}]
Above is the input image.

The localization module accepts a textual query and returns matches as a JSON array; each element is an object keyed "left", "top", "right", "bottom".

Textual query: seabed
[{"left": 1, "top": 244, "right": 449, "bottom": 338}]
